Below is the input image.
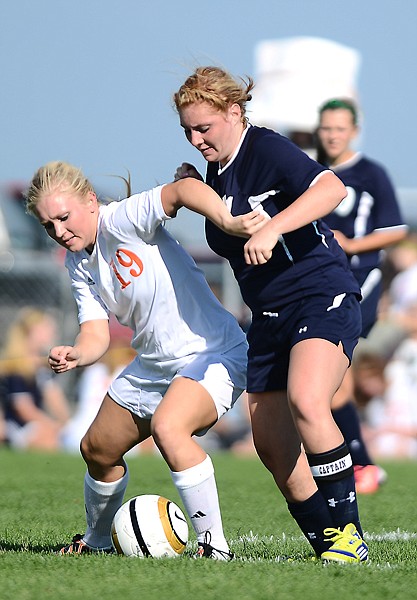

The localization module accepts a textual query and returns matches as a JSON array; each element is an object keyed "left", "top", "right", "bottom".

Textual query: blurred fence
[
  {"left": 0, "top": 245, "right": 80, "bottom": 401},
  {"left": 0, "top": 250, "right": 78, "bottom": 343}
]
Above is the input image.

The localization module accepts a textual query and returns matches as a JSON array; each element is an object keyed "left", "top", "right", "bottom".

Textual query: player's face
[
  {"left": 317, "top": 108, "right": 358, "bottom": 166},
  {"left": 179, "top": 102, "right": 244, "bottom": 166},
  {"left": 35, "top": 191, "right": 98, "bottom": 253}
]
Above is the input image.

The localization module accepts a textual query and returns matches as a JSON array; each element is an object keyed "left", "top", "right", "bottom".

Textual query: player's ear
[
  {"left": 86, "top": 191, "right": 98, "bottom": 209},
  {"left": 229, "top": 103, "right": 242, "bottom": 123}
]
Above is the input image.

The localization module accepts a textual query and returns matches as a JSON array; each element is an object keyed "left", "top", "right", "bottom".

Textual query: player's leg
[
  {"left": 151, "top": 376, "right": 233, "bottom": 559},
  {"left": 287, "top": 338, "right": 368, "bottom": 562},
  {"left": 249, "top": 390, "right": 316, "bottom": 499},
  {"left": 331, "top": 274, "right": 378, "bottom": 455},
  {"left": 331, "top": 369, "right": 371, "bottom": 463},
  {"left": 61, "top": 394, "right": 151, "bottom": 553},
  {"left": 249, "top": 390, "right": 335, "bottom": 557},
  {"left": 81, "top": 393, "right": 149, "bottom": 480},
  {"left": 288, "top": 338, "right": 365, "bottom": 537},
  {"left": 331, "top": 276, "right": 384, "bottom": 493},
  {"left": 245, "top": 303, "right": 345, "bottom": 557},
  {"left": 151, "top": 377, "right": 216, "bottom": 470},
  {"left": 153, "top": 342, "right": 246, "bottom": 561},
  {"left": 288, "top": 338, "right": 347, "bottom": 451}
]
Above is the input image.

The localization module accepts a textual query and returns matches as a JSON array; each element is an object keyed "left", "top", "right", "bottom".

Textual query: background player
[{"left": 316, "top": 98, "right": 408, "bottom": 493}]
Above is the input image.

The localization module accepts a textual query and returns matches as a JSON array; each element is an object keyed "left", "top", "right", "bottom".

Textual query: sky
[{"left": 2, "top": 0, "right": 417, "bottom": 245}]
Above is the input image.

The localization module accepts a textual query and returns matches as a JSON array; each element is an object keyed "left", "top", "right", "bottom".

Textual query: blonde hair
[
  {"left": 173, "top": 66, "right": 254, "bottom": 123},
  {"left": 25, "top": 161, "right": 94, "bottom": 216},
  {"left": 0, "top": 307, "right": 54, "bottom": 379}
]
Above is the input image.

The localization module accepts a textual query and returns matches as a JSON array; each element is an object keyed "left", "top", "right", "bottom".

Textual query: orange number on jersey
[{"left": 110, "top": 248, "right": 144, "bottom": 290}]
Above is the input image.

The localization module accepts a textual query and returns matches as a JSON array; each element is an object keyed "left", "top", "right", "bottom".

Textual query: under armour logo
[
  {"left": 191, "top": 511, "right": 207, "bottom": 519},
  {"left": 328, "top": 492, "right": 356, "bottom": 508},
  {"left": 299, "top": 326, "right": 308, "bottom": 333},
  {"left": 348, "top": 491, "right": 356, "bottom": 503}
]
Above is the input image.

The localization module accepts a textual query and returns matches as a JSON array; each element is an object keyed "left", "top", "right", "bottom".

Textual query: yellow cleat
[{"left": 321, "top": 523, "right": 368, "bottom": 563}]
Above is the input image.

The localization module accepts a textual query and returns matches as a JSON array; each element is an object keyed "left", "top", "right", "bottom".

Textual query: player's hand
[
  {"left": 224, "top": 210, "right": 268, "bottom": 238},
  {"left": 48, "top": 345, "right": 81, "bottom": 373},
  {"left": 174, "top": 162, "right": 204, "bottom": 182},
  {"left": 332, "top": 229, "right": 351, "bottom": 252},
  {"left": 243, "top": 224, "right": 280, "bottom": 265}
]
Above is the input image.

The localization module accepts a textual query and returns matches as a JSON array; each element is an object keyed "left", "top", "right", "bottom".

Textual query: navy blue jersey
[
  {"left": 323, "top": 153, "right": 407, "bottom": 271},
  {"left": 1, "top": 374, "right": 43, "bottom": 427},
  {"left": 205, "top": 125, "right": 360, "bottom": 312}
]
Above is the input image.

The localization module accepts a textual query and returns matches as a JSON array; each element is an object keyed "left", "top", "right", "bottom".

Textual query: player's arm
[
  {"left": 333, "top": 227, "right": 408, "bottom": 255},
  {"left": 244, "top": 171, "right": 347, "bottom": 265},
  {"left": 337, "top": 163, "right": 408, "bottom": 255},
  {"left": 48, "top": 319, "right": 110, "bottom": 374},
  {"left": 161, "top": 178, "right": 266, "bottom": 238},
  {"left": 12, "top": 393, "right": 60, "bottom": 427}
]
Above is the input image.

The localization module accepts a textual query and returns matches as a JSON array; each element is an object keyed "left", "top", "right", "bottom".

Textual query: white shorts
[
  {"left": 6, "top": 421, "right": 37, "bottom": 449},
  {"left": 108, "top": 341, "right": 247, "bottom": 435}
]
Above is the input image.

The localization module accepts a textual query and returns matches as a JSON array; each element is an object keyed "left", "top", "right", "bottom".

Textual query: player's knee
[
  {"left": 80, "top": 431, "right": 111, "bottom": 467},
  {"left": 288, "top": 388, "right": 322, "bottom": 425},
  {"left": 80, "top": 434, "right": 95, "bottom": 464},
  {"left": 251, "top": 435, "right": 276, "bottom": 472},
  {"left": 151, "top": 415, "right": 178, "bottom": 452}
]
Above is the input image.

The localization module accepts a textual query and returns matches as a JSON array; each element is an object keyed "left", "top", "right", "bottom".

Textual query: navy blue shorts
[{"left": 246, "top": 293, "right": 362, "bottom": 393}]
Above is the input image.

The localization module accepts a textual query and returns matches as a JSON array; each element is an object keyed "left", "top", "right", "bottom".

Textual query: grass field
[{"left": 0, "top": 449, "right": 416, "bottom": 600}]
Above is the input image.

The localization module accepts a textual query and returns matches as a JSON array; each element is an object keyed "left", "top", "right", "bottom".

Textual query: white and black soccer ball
[{"left": 111, "top": 494, "right": 189, "bottom": 558}]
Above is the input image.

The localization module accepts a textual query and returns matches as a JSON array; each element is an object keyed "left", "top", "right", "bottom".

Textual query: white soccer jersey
[{"left": 65, "top": 185, "right": 246, "bottom": 379}]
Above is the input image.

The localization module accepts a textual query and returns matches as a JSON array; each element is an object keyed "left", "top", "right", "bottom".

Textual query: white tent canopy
[{"left": 250, "top": 36, "right": 361, "bottom": 133}]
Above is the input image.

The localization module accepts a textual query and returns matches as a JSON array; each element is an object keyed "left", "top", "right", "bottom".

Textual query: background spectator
[{"left": 0, "top": 307, "right": 70, "bottom": 450}]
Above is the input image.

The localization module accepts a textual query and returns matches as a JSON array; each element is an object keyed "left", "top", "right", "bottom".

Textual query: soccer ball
[{"left": 111, "top": 494, "right": 188, "bottom": 558}]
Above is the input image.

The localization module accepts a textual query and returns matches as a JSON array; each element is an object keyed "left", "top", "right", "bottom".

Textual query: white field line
[
  {"left": 232, "top": 529, "right": 417, "bottom": 545},
  {"left": 186, "top": 529, "right": 416, "bottom": 564},
  {"left": 187, "top": 529, "right": 417, "bottom": 549},
  {"left": 224, "top": 530, "right": 417, "bottom": 563}
]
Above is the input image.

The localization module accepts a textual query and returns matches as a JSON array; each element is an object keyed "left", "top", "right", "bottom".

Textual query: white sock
[
  {"left": 83, "top": 468, "right": 129, "bottom": 549},
  {"left": 170, "top": 455, "right": 229, "bottom": 551}
]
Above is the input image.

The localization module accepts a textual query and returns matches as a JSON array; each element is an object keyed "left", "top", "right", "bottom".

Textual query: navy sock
[
  {"left": 307, "top": 443, "right": 363, "bottom": 536},
  {"left": 287, "top": 490, "right": 334, "bottom": 556},
  {"left": 332, "top": 401, "right": 373, "bottom": 466}
]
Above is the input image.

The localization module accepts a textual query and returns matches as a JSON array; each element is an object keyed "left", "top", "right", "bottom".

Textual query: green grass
[{"left": 0, "top": 449, "right": 416, "bottom": 600}]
